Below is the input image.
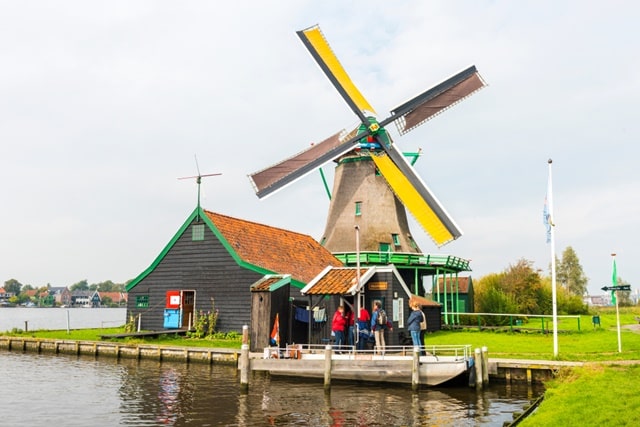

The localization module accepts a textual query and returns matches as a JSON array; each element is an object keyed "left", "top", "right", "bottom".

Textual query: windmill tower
[
  {"left": 249, "top": 25, "right": 486, "bottom": 296},
  {"left": 319, "top": 136, "right": 422, "bottom": 254}
]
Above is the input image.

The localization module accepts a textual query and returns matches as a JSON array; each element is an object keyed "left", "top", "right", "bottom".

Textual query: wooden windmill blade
[
  {"left": 383, "top": 65, "right": 487, "bottom": 135},
  {"left": 248, "top": 127, "right": 359, "bottom": 199},
  {"left": 297, "top": 25, "right": 376, "bottom": 122},
  {"left": 249, "top": 24, "right": 487, "bottom": 248},
  {"left": 370, "top": 147, "right": 462, "bottom": 247}
]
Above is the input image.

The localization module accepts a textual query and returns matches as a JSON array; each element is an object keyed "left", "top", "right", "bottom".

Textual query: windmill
[{"left": 249, "top": 25, "right": 486, "bottom": 255}]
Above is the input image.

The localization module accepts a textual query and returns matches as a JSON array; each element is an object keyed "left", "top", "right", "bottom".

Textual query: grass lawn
[
  {"left": 429, "top": 309, "right": 640, "bottom": 361},
  {"left": 2, "top": 327, "right": 243, "bottom": 348},
  {"left": 519, "top": 364, "right": 640, "bottom": 427}
]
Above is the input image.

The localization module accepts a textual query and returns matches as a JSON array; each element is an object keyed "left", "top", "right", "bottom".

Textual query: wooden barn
[
  {"left": 299, "top": 265, "right": 443, "bottom": 347},
  {"left": 125, "top": 206, "right": 343, "bottom": 348},
  {"left": 434, "top": 276, "right": 474, "bottom": 325}
]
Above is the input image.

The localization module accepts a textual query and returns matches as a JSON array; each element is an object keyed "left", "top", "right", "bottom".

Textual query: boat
[{"left": 250, "top": 344, "right": 473, "bottom": 387}]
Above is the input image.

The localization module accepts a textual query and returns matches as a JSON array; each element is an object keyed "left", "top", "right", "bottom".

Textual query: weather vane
[{"left": 178, "top": 155, "right": 221, "bottom": 209}]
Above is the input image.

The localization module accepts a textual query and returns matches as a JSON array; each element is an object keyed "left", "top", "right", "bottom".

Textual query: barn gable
[{"left": 125, "top": 207, "right": 342, "bottom": 333}]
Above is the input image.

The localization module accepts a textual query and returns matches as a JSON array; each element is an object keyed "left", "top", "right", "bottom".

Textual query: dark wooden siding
[
  {"left": 127, "top": 219, "right": 263, "bottom": 332},
  {"left": 250, "top": 284, "right": 290, "bottom": 352}
]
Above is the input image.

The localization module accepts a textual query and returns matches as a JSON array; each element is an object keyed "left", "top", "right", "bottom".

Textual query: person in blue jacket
[{"left": 406, "top": 302, "right": 424, "bottom": 348}]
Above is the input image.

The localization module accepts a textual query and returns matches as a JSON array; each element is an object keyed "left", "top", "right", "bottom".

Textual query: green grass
[
  {"left": 3, "top": 327, "right": 243, "bottom": 349},
  {"left": 430, "top": 309, "right": 640, "bottom": 361},
  {"left": 519, "top": 364, "right": 640, "bottom": 427}
]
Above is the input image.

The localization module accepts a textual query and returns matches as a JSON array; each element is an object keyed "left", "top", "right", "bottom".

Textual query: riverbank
[{"left": 518, "top": 363, "right": 640, "bottom": 426}]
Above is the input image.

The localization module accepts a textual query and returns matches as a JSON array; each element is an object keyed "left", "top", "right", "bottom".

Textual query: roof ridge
[{"left": 203, "top": 209, "right": 316, "bottom": 239}]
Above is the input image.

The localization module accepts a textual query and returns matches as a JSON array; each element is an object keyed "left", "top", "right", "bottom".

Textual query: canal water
[
  {"left": 0, "top": 307, "right": 127, "bottom": 331},
  {"left": 0, "top": 308, "right": 543, "bottom": 425},
  {"left": 0, "top": 350, "right": 541, "bottom": 426}
]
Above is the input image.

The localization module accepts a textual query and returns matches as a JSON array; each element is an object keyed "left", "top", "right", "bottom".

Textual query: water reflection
[{"left": 1, "top": 350, "right": 542, "bottom": 426}]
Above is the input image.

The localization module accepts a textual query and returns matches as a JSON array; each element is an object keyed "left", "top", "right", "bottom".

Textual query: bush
[{"left": 190, "top": 300, "right": 219, "bottom": 339}]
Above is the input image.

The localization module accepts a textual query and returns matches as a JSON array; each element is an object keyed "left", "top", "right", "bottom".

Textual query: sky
[{"left": 1, "top": 1, "right": 639, "bottom": 296}]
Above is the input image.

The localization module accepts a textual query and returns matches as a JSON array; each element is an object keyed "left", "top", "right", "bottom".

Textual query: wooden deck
[{"left": 250, "top": 345, "right": 473, "bottom": 387}]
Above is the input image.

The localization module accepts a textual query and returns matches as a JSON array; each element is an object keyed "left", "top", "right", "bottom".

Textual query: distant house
[
  {"left": 98, "top": 292, "right": 128, "bottom": 307},
  {"left": 49, "top": 287, "right": 72, "bottom": 307},
  {"left": 0, "top": 288, "right": 14, "bottom": 302},
  {"left": 125, "top": 207, "right": 343, "bottom": 338},
  {"left": 584, "top": 295, "right": 609, "bottom": 307},
  {"left": 71, "top": 290, "right": 100, "bottom": 307},
  {"left": 300, "top": 265, "right": 443, "bottom": 347},
  {"left": 434, "top": 276, "right": 474, "bottom": 314}
]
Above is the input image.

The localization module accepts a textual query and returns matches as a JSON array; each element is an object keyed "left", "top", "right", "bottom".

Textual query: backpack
[{"left": 377, "top": 309, "right": 387, "bottom": 325}]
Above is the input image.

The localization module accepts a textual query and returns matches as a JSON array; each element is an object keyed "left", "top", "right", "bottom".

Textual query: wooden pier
[
  {"left": 250, "top": 344, "right": 473, "bottom": 388},
  {"left": 489, "top": 357, "right": 583, "bottom": 385}
]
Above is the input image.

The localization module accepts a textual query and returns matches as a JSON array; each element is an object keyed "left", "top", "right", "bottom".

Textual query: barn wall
[{"left": 127, "top": 218, "right": 262, "bottom": 332}]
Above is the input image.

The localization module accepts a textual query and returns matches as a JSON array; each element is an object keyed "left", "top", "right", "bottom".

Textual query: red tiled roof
[
  {"left": 204, "top": 210, "right": 343, "bottom": 284},
  {"left": 251, "top": 276, "right": 288, "bottom": 292},
  {"left": 409, "top": 294, "right": 441, "bottom": 307},
  {"left": 99, "top": 292, "right": 128, "bottom": 302},
  {"left": 303, "top": 268, "right": 369, "bottom": 295},
  {"left": 436, "top": 276, "right": 472, "bottom": 293}
]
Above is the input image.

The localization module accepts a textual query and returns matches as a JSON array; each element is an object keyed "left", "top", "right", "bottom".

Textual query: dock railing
[
  {"left": 449, "top": 312, "right": 582, "bottom": 332},
  {"left": 264, "top": 343, "right": 471, "bottom": 362}
]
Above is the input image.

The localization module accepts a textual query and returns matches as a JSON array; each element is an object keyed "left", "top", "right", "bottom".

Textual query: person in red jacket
[{"left": 331, "top": 305, "right": 347, "bottom": 352}]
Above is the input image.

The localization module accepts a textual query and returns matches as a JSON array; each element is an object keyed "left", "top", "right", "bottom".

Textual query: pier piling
[
  {"left": 482, "top": 346, "right": 489, "bottom": 385},
  {"left": 474, "top": 348, "right": 484, "bottom": 390},
  {"left": 239, "top": 325, "right": 249, "bottom": 392},
  {"left": 323, "top": 345, "right": 332, "bottom": 390},
  {"left": 412, "top": 346, "right": 420, "bottom": 391}
]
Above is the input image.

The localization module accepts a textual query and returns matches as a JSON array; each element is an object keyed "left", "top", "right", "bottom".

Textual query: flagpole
[
  {"left": 547, "top": 159, "right": 559, "bottom": 357},
  {"left": 355, "top": 225, "right": 361, "bottom": 347},
  {"left": 612, "top": 253, "right": 622, "bottom": 353}
]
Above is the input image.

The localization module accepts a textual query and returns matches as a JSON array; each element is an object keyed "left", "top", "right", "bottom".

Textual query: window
[
  {"left": 392, "top": 234, "right": 400, "bottom": 246},
  {"left": 136, "top": 295, "right": 149, "bottom": 308},
  {"left": 192, "top": 224, "right": 205, "bottom": 241},
  {"left": 355, "top": 201, "right": 362, "bottom": 216}
]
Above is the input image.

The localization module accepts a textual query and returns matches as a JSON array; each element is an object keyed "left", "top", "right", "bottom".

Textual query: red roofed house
[
  {"left": 300, "top": 265, "right": 443, "bottom": 347},
  {"left": 126, "top": 207, "right": 343, "bottom": 348},
  {"left": 98, "top": 292, "right": 128, "bottom": 307}
]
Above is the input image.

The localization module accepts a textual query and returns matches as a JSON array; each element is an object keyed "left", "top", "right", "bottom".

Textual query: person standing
[
  {"left": 406, "top": 302, "right": 423, "bottom": 348},
  {"left": 371, "top": 301, "right": 392, "bottom": 355},
  {"left": 331, "top": 305, "right": 347, "bottom": 352},
  {"left": 356, "top": 306, "right": 371, "bottom": 351},
  {"left": 345, "top": 308, "right": 355, "bottom": 349}
]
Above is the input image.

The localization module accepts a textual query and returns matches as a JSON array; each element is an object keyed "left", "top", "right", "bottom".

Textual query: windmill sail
[
  {"left": 371, "top": 148, "right": 462, "bottom": 246},
  {"left": 388, "top": 65, "right": 486, "bottom": 135},
  {"left": 250, "top": 24, "right": 486, "bottom": 248},
  {"left": 249, "top": 128, "right": 358, "bottom": 199},
  {"left": 297, "top": 25, "right": 375, "bottom": 121}
]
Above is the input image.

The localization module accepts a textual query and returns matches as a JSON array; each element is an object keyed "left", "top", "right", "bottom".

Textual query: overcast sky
[{"left": 1, "top": 1, "right": 638, "bottom": 296}]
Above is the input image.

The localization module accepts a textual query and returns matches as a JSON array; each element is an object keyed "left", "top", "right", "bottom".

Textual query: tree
[
  {"left": 89, "top": 280, "right": 124, "bottom": 292},
  {"left": 70, "top": 280, "right": 89, "bottom": 291},
  {"left": 556, "top": 246, "right": 588, "bottom": 296},
  {"left": 502, "top": 259, "right": 546, "bottom": 314},
  {"left": 615, "top": 277, "right": 633, "bottom": 307},
  {"left": 4, "top": 279, "right": 23, "bottom": 295}
]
